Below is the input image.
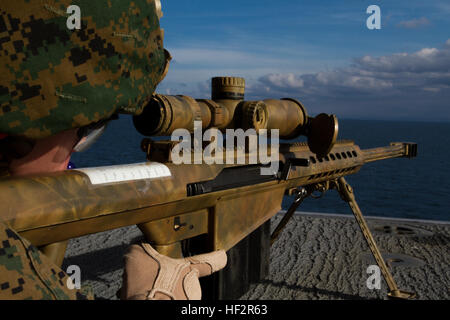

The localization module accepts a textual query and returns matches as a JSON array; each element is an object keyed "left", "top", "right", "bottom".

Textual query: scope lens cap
[{"left": 307, "top": 114, "right": 338, "bottom": 157}]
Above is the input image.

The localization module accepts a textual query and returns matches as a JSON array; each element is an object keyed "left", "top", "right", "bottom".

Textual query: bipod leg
[
  {"left": 334, "top": 177, "right": 415, "bottom": 300},
  {"left": 271, "top": 188, "right": 309, "bottom": 245}
]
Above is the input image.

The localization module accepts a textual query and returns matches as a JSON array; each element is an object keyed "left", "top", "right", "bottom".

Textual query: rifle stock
[{"left": 0, "top": 141, "right": 417, "bottom": 256}]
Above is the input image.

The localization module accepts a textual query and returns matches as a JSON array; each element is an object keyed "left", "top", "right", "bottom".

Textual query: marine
[{"left": 0, "top": 0, "right": 227, "bottom": 300}]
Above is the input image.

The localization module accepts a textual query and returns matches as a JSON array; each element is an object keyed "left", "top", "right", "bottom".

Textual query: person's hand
[{"left": 120, "top": 242, "right": 227, "bottom": 300}]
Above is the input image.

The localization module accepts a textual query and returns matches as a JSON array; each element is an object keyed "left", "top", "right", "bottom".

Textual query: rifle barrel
[{"left": 362, "top": 142, "right": 418, "bottom": 163}]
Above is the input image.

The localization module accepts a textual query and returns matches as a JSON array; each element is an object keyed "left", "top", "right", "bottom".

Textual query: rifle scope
[{"left": 133, "top": 77, "right": 338, "bottom": 156}]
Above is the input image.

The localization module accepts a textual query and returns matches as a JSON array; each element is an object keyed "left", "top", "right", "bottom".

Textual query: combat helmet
[{"left": 0, "top": 0, "right": 170, "bottom": 140}]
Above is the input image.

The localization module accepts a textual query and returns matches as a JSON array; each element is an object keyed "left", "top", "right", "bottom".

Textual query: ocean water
[{"left": 71, "top": 117, "right": 450, "bottom": 222}]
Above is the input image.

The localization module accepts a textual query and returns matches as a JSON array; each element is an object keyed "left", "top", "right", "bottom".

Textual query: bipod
[{"left": 333, "top": 177, "right": 416, "bottom": 300}]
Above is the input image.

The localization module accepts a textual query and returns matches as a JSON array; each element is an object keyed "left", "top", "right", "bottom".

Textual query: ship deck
[{"left": 62, "top": 212, "right": 450, "bottom": 300}]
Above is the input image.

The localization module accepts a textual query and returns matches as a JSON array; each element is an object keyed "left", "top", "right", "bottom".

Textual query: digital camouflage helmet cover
[{"left": 0, "top": 0, "right": 169, "bottom": 140}]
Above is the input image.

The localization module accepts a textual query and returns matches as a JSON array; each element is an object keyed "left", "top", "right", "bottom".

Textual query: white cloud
[
  {"left": 397, "top": 17, "right": 430, "bottom": 29},
  {"left": 247, "top": 40, "right": 450, "bottom": 121},
  {"left": 260, "top": 74, "right": 304, "bottom": 89},
  {"left": 157, "top": 39, "right": 450, "bottom": 121}
]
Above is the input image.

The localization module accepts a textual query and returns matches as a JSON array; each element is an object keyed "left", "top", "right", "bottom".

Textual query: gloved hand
[{"left": 120, "top": 242, "right": 227, "bottom": 300}]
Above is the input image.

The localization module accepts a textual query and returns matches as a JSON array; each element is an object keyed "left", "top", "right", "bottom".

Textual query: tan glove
[{"left": 120, "top": 243, "right": 227, "bottom": 300}]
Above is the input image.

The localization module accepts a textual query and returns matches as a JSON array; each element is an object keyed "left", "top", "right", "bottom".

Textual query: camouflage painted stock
[{"left": 0, "top": 139, "right": 417, "bottom": 298}]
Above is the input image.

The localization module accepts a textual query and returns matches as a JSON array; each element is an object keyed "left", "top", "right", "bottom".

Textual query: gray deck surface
[{"left": 62, "top": 213, "right": 450, "bottom": 300}]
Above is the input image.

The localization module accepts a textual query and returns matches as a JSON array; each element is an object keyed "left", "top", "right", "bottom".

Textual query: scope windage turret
[{"left": 133, "top": 77, "right": 338, "bottom": 156}]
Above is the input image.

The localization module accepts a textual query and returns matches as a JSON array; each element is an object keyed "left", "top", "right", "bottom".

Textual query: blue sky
[{"left": 156, "top": 1, "right": 450, "bottom": 121}]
